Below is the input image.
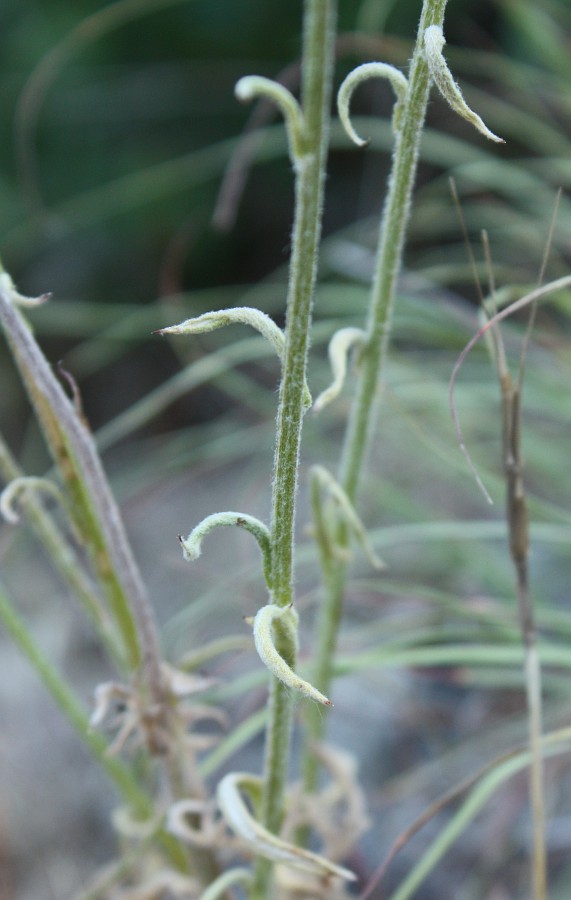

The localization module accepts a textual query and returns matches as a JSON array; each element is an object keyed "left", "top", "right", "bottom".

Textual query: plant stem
[
  {"left": 504, "top": 383, "right": 547, "bottom": 898},
  {"left": 340, "top": 0, "right": 448, "bottom": 504},
  {"left": 524, "top": 637, "right": 547, "bottom": 899},
  {"left": 269, "top": 0, "right": 337, "bottom": 611},
  {"left": 253, "top": 0, "right": 336, "bottom": 895},
  {"left": 302, "top": 0, "right": 449, "bottom": 793},
  {"left": 0, "top": 281, "right": 163, "bottom": 701},
  {"left": 0, "top": 273, "right": 214, "bottom": 875}
]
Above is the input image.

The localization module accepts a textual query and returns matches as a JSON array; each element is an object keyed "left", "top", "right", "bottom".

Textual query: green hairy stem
[
  {"left": 302, "top": 0, "right": 449, "bottom": 791},
  {"left": 253, "top": 0, "right": 337, "bottom": 896}
]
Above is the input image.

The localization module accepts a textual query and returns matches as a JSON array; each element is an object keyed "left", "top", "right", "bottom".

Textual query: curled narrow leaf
[
  {"left": 157, "top": 306, "right": 312, "bottom": 410},
  {"left": 90, "top": 681, "right": 131, "bottom": 729},
  {"left": 157, "top": 306, "right": 285, "bottom": 359},
  {"left": 0, "top": 476, "right": 66, "bottom": 525},
  {"left": 112, "top": 806, "right": 160, "bottom": 841},
  {"left": 253, "top": 604, "right": 332, "bottom": 707},
  {"left": 0, "top": 272, "right": 51, "bottom": 308},
  {"left": 160, "top": 662, "right": 218, "bottom": 698},
  {"left": 166, "top": 798, "right": 225, "bottom": 849},
  {"left": 179, "top": 511, "right": 272, "bottom": 590},
  {"left": 424, "top": 26, "right": 504, "bottom": 144},
  {"left": 314, "top": 327, "right": 366, "bottom": 413},
  {"left": 311, "top": 465, "right": 385, "bottom": 570},
  {"left": 217, "top": 772, "right": 356, "bottom": 881},
  {"left": 235, "top": 75, "right": 306, "bottom": 164},
  {"left": 337, "top": 62, "right": 409, "bottom": 147},
  {"left": 197, "top": 867, "right": 253, "bottom": 900}
]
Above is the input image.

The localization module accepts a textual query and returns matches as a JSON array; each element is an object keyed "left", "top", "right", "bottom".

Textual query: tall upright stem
[
  {"left": 505, "top": 384, "right": 547, "bottom": 898},
  {"left": 303, "top": 0, "right": 448, "bottom": 792},
  {"left": 269, "top": 0, "right": 336, "bottom": 610},
  {"left": 340, "top": 0, "right": 447, "bottom": 503},
  {"left": 253, "top": 0, "right": 336, "bottom": 895}
]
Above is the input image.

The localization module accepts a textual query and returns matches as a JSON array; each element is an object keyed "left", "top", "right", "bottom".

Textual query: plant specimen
[{"left": 1, "top": 0, "right": 571, "bottom": 899}]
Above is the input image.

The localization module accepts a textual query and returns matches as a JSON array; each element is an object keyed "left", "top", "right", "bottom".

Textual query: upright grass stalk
[
  {"left": 339, "top": 0, "right": 447, "bottom": 505},
  {"left": 452, "top": 204, "right": 557, "bottom": 897},
  {"left": 507, "top": 196, "right": 562, "bottom": 899},
  {"left": 487, "top": 230, "right": 550, "bottom": 895},
  {"left": 303, "top": 0, "right": 448, "bottom": 793},
  {"left": 251, "top": 0, "right": 337, "bottom": 895},
  {"left": 504, "top": 383, "right": 546, "bottom": 899}
]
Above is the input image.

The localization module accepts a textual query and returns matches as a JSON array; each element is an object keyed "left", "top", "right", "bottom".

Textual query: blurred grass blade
[
  {"left": 388, "top": 727, "right": 571, "bottom": 900},
  {"left": 0, "top": 281, "right": 156, "bottom": 675}
]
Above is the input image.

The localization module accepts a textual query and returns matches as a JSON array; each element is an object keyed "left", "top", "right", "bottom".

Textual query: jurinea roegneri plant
[
  {"left": 301, "top": 0, "right": 506, "bottom": 808},
  {"left": 158, "top": 0, "right": 509, "bottom": 895},
  {"left": 0, "top": 0, "right": 536, "bottom": 897},
  {"left": 159, "top": 1, "right": 338, "bottom": 894}
]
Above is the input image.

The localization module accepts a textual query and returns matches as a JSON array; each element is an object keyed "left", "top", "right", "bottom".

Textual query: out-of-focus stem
[{"left": 504, "top": 382, "right": 547, "bottom": 899}]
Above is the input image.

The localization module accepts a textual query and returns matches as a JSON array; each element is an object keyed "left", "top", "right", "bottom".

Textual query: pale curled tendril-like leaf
[
  {"left": 337, "top": 62, "right": 409, "bottom": 147},
  {"left": 179, "top": 511, "right": 272, "bottom": 589},
  {"left": 217, "top": 772, "right": 356, "bottom": 881},
  {"left": 424, "top": 26, "right": 504, "bottom": 144},
  {"left": 157, "top": 306, "right": 312, "bottom": 409},
  {"left": 90, "top": 665, "right": 220, "bottom": 759},
  {"left": 112, "top": 869, "right": 200, "bottom": 899},
  {"left": 0, "top": 476, "right": 66, "bottom": 524},
  {"left": 235, "top": 75, "right": 306, "bottom": 164},
  {"left": 156, "top": 306, "right": 285, "bottom": 357},
  {"left": 112, "top": 805, "right": 159, "bottom": 841},
  {"left": 314, "top": 327, "right": 366, "bottom": 413},
  {"left": 160, "top": 662, "right": 218, "bottom": 698},
  {"left": 450, "top": 274, "right": 571, "bottom": 503},
  {"left": 166, "top": 798, "right": 227, "bottom": 849},
  {"left": 253, "top": 603, "right": 332, "bottom": 707},
  {"left": 311, "top": 465, "right": 385, "bottom": 570},
  {"left": 0, "top": 271, "right": 51, "bottom": 308},
  {"left": 311, "top": 743, "right": 369, "bottom": 837},
  {"left": 90, "top": 681, "right": 131, "bottom": 730},
  {"left": 281, "top": 742, "right": 370, "bottom": 885},
  {"left": 197, "top": 867, "right": 253, "bottom": 900}
]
